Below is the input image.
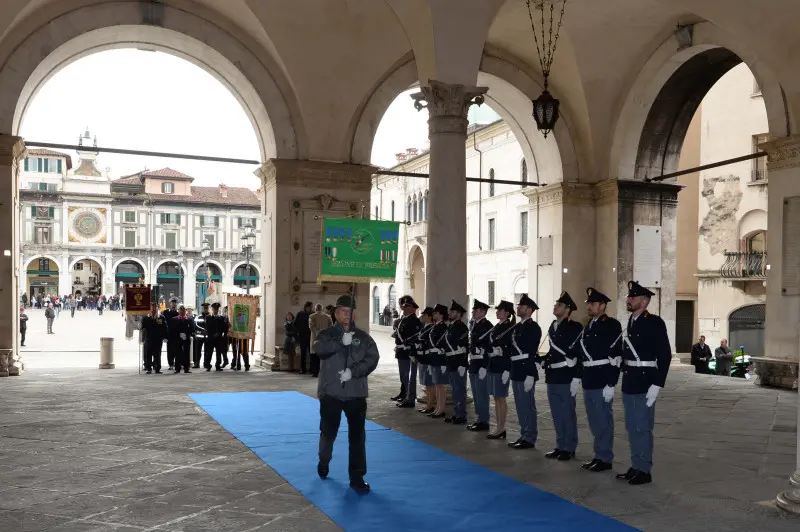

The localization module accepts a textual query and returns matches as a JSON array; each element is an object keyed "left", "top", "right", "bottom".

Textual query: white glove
[
  {"left": 524, "top": 375, "right": 534, "bottom": 392},
  {"left": 501, "top": 370, "right": 510, "bottom": 384},
  {"left": 342, "top": 332, "right": 353, "bottom": 346},
  {"left": 565, "top": 357, "right": 577, "bottom": 368},
  {"left": 535, "top": 362, "right": 542, "bottom": 374},
  {"left": 492, "top": 347, "right": 502, "bottom": 357},
  {"left": 478, "top": 367, "right": 487, "bottom": 380},
  {"left": 440, "top": 365, "right": 447, "bottom": 374},
  {"left": 477, "top": 348, "right": 485, "bottom": 355},
  {"left": 645, "top": 384, "right": 661, "bottom": 407},
  {"left": 428, "top": 365, "right": 433, "bottom": 375},
  {"left": 179, "top": 333, "right": 187, "bottom": 340},
  {"left": 457, "top": 366, "right": 466, "bottom": 377},
  {"left": 570, "top": 378, "right": 580, "bottom": 397},
  {"left": 602, "top": 385, "right": 614, "bottom": 403},
  {"left": 610, "top": 356, "right": 622, "bottom": 367},
  {"left": 410, "top": 356, "right": 416, "bottom": 364},
  {"left": 338, "top": 368, "right": 352, "bottom": 382}
]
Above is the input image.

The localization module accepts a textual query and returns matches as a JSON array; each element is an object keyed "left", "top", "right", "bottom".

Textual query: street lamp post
[
  {"left": 200, "top": 238, "right": 210, "bottom": 304},
  {"left": 241, "top": 220, "right": 256, "bottom": 295}
]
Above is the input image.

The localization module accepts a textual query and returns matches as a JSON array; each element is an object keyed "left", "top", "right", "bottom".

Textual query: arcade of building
[{"left": 0, "top": 0, "right": 797, "bottom": 512}]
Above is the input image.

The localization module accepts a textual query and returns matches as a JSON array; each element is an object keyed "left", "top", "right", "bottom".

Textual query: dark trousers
[
  {"left": 20, "top": 329, "right": 26, "bottom": 346},
  {"left": 144, "top": 341, "right": 162, "bottom": 371},
  {"left": 175, "top": 341, "right": 191, "bottom": 371},
  {"left": 299, "top": 335, "right": 311, "bottom": 372},
  {"left": 231, "top": 339, "right": 249, "bottom": 370},
  {"left": 166, "top": 340, "right": 176, "bottom": 367},
  {"left": 318, "top": 396, "right": 367, "bottom": 480},
  {"left": 310, "top": 352, "right": 320, "bottom": 376},
  {"left": 693, "top": 362, "right": 709, "bottom": 374},
  {"left": 192, "top": 337, "right": 206, "bottom": 367}
]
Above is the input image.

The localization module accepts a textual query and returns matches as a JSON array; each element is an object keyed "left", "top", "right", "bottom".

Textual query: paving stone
[{"left": 0, "top": 509, "right": 73, "bottom": 531}]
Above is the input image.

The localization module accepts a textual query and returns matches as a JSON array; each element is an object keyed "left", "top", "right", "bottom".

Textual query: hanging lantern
[{"left": 527, "top": 0, "right": 568, "bottom": 138}]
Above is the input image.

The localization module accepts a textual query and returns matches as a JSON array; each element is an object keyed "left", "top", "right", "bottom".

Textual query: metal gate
[{"left": 728, "top": 304, "right": 765, "bottom": 357}]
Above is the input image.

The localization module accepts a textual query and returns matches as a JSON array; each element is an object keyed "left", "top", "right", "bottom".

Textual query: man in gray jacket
[{"left": 314, "top": 294, "right": 380, "bottom": 492}]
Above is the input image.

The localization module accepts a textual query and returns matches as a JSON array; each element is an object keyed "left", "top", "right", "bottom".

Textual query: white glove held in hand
[
  {"left": 645, "top": 384, "right": 661, "bottom": 407},
  {"left": 501, "top": 370, "right": 510, "bottom": 384},
  {"left": 338, "top": 368, "right": 352, "bottom": 382},
  {"left": 478, "top": 367, "right": 487, "bottom": 380},
  {"left": 440, "top": 365, "right": 447, "bottom": 374},
  {"left": 428, "top": 365, "right": 433, "bottom": 375},
  {"left": 566, "top": 357, "right": 577, "bottom": 368},
  {"left": 457, "top": 366, "right": 466, "bottom": 377},
  {"left": 179, "top": 333, "right": 187, "bottom": 340},
  {"left": 492, "top": 347, "right": 502, "bottom": 357},
  {"left": 570, "top": 378, "right": 580, "bottom": 397},
  {"left": 602, "top": 385, "right": 614, "bottom": 403},
  {"left": 341, "top": 332, "right": 353, "bottom": 346},
  {"left": 535, "top": 362, "right": 543, "bottom": 374},
  {"left": 524, "top": 375, "right": 534, "bottom": 392}
]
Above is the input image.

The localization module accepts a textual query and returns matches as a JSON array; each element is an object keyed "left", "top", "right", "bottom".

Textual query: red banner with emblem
[{"left": 124, "top": 284, "right": 152, "bottom": 315}]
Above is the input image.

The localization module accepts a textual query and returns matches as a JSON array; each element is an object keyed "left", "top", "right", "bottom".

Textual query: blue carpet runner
[{"left": 190, "top": 391, "right": 638, "bottom": 531}]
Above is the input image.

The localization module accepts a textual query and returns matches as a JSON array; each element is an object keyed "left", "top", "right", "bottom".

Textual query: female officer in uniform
[
  {"left": 415, "top": 307, "right": 435, "bottom": 413},
  {"left": 486, "top": 300, "right": 515, "bottom": 439},
  {"left": 426, "top": 304, "right": 449, "bottom": 418}
]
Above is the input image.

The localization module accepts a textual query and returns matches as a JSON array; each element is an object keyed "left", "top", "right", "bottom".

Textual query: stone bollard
[{"left": 99, "top": 338, "right": 115, "bottom": 369}]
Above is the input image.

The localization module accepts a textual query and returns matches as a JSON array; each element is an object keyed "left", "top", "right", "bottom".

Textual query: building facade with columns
[
  {"left": 0, "top": 0, "right": 798, "bottom": 510},
  {"left": 18, "top": 131, "right": 262, "bottom": 309}
]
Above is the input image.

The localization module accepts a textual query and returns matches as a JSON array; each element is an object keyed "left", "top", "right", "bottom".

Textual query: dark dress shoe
[
  {"left": 418, "top": 407, "right": 435, "bottom": 414},
  {"left": 145, "top": 370, "right": 152, "bottom": 374},
  {"left": 582, "top": 459, "right": 600, "bottom": 470},
  {"left": 350, "top": 478, "right": 370, "bottom": 492},
  {"left": 588, "top": 460, "right": 613, "bottom": 472},
  {"left": 206, "top": 368, "right": 211, "bottom": 372},
  {"left": 628, "top": 471, "right": 652, "bottom": 485},
  {"left": 450, "top": 417, "right": 467, "bottom": 425},
  {"left": 510, "top": 440, "right": 535, "bottom": 449},
  {"left": 467, "top": 422, "right": 490, "bottom": 432},
  {"left": 184, "top": 370, "right": 191, "bottom": 374},
  {"left": 396, "top": 402, "right": 415, "bottom": 408},
  {"left": 155, "top": 370, "right": 162, "bottom": 374},
  {"left": 557, "top": 451, "right": 576, "bottom": 461},
  {"left": 174, "top": 370, "right": 181, "bottom": 374},
  {"left": 193, "top": 364, "right": 200, "bottom": 369},
  {"left": 444, "top": 416, "right": 455, "bottom": 423},
  {"left": 545, "top": 449, "right": 562, "bottom": 459},
  {"left": 317, "top": 461, "right": 328, "bottom": 479},
  {"left": 486, "top": 430, "right": 507, "bottom": 440},
  {"left": 245, "top": 367, "right": 251, "bottom": 371},
  {"left": 428, "top": 412, "right": 446, "bottom": 418},
  {"left": 509, "top": 437, "right": 523, "bottom": 446},
  {"left": 616, "top": 468, "right": 637, "bottom": 480},
  {"left": 390, "top": 393, "right": 404, "bottom": 401}
]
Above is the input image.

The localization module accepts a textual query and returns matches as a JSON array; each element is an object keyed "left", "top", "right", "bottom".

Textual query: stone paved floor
[{"left": 1, "top": 323, "right": 798, "bottom": 530}]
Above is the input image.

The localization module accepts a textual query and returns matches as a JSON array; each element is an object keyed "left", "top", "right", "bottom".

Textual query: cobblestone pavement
[{"left": 1, "top": 321, "right": 797, "bottom": 530}]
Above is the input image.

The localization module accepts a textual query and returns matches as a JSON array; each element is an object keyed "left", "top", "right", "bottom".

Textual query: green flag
[{"left": 319, "top": 217, "right": 400, "bottom": 283}]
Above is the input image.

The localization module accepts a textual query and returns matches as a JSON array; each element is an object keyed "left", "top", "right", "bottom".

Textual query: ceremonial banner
[
  {"left": 228, "top": 294, "right": 260, "bottom": 340},
  {"left": 124, "top": 284, "right": 152, "bottom": 315},
  {"left": 318, "top": 218, "right": 401, "bottom": 282}
]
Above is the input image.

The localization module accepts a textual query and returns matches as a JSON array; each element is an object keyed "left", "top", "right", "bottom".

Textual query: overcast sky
[{"left": 20, "top": 49, "right": 498, "bottom": 189}]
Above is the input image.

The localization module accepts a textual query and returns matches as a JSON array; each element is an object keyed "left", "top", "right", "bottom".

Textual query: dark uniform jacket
[
  {"left": 168, "top": 315, "right": 194, "bottom": 344},
  {"left": 468, "top": 318, "right": 494, "bottom": 374},
  {"left": 163, "top": 308, "right": 178, "bottom": 321},
  {"left": 414, "top": 323, "right": 433, "bottom": 364},
  {"left": 620, "top": 311, "right": 671, "bottom": 395},
  {"left": 141, "top": 314, "right": 168, "bottom": 347},
  {"left": 488, "top": 320, "right": 514, "bottom": 374},
  {"left": 315, "top": 323, "right": 380, "bottom": 400},
  {"left": 539, "top": 318, "right": 583, "bottom": 385},
  {"left": 579, "top": 314, "right": 622, "bottom": 390},
  {"left": 444, "top": 319, "right": 469, "bottom": 371},
  {"left": 509, "top": 317, "right": 542, "bottom": 382},
  {"left": 206, "top": 314, "right": 229, "bottom": 343},
  {"left": 427, "top": 321, "right": 448, "bottom": 367},
  {"left": 393, "top": 313, "right": 422, "bottom": 360},
  {"left": 194, "top": 312, "right": 209, "bottom": 340}
]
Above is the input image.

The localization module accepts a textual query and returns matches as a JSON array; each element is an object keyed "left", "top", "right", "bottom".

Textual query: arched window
[
  {"left": 521, "top": 159, "right": 528, "bottom": 187},
  {"left": 391, "top": 200, "right": 395, "bottom": 221},
  {"left": 746, "top": 231, "right": 766, "bottom": 253},
  {"left": 374, "top": 206, "right": 378, "bottom": 220},
  {"left": 412, "top": 194, "right": 418, "bottom": 223},
  {"left": 406, "top": 197, "right": 411, "bottom": 221},
  {"left": 489, "top": 168, "right": 495, "bottom": 197},
  {"left": 423, "top": 190, "right": 429, "bottom": 220}
]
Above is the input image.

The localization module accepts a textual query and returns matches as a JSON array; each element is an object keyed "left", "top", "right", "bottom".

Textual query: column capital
[
  {"left": 411, "top": 80, "right": 488, "bottom": 134},
  {"left": 0, "top": 134, "right": 26, "bottom": 166},
  {"left": 523, "top": 182, "right": 594, "bottom": 207},
  {"left": 760, "top": 134, "right": 800, "bottom": 171},
  {"left": 593, "top": 179, "right": 682, "bottom": 207},
  {"left": 255, "top": 159, "right": 376, "bottom": 192}
]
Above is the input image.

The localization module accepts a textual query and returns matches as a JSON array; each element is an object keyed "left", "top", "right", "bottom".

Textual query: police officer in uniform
[
  {"left": 467, "top": 299, "right": 493, "bottom": 431},
  {"left": 426, "top": 304, "right": 449, "bottom": 418},
  {"left": 443, "top": 300, "right": 469, "bottom": 424},
  {"left": 141, "top": 303, "right": 168, "bottom": 374},
  {"left": 579, "top": 287, "right": 622, "bottom": 472},
  {"left": 393, "top": 296, "right": 422, "bottom": 407},
  {"left": 509, "top": 294, "right": 541, "bottom": 449},
  {"left": 539, "top": 292, "right": 583, "bottom": 461},
  {"left": 616, "top": 281, "right": 672, "bottom": 486},
  {"left": 414, "top": 307, "right": 435, "bottom": 413},
  {"left": 193, "top": 302, "right": 210, "bottom": 368},
  {"left": 163, "top": 297, "right": 179, "bottom": 370},
  {"left": 203, "top": 302, "right": 222, "bottom": 371},
  {"left": 486, "top": 300, "right": 515, "bottom": 439},
  {"left": 169, "top": 305, "right": 194, "bottom": 373}
]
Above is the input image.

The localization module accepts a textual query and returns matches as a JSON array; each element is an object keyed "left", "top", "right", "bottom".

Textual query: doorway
[{"left": 675, "top": 300, "right": 695, "bottom": 353}]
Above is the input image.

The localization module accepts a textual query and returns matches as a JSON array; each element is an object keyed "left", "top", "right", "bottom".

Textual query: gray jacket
[{"left": 315, "top": 323, "right": 380, "bottom": 400}]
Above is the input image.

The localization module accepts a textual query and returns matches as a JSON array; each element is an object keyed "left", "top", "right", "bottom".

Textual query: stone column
[
  {"left": 185, "top": 258, "right": 195, "bottom": 309},
  {"left": 0, "top": 135, "right": 26, "bottom": 376},
  {"left": 411, "top": 80, "right": 487, "bottom": 308},
  {"left": 224, "top": 258, "right": 233, "bottom": 287},
  {"left": 756, "top": 135, "right": 800, "bottom": 514},
  {"left": 255, "top": 159, "right": 375, "bottom": 369}
]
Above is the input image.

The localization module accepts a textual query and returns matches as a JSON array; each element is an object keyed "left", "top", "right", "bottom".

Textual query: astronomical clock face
[{"left": 68, "top": 207, "right": 107, "bottom": 244}]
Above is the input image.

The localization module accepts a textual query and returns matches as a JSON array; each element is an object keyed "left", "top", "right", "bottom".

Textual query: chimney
[
  {"left": 395, "top": 152, "right": 408, "bottom": 163},
  {"left": 219, "top": 183, "right": 228, "bottom": 198},
  {"left": 406, "top": 148, "right": 419, "bottom": 157}
]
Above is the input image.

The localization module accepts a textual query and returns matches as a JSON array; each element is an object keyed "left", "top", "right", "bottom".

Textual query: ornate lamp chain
[{"left": 526, "top": 0, "right": 567, "bottom": 90}]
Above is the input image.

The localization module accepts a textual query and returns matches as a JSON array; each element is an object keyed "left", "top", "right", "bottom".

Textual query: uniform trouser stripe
[{"left": 547, "top": 383, "right": 578, "bottom": 453}]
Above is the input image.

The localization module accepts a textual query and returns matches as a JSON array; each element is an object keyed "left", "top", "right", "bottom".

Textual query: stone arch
[
  {"left": 25, "top": 254, "right": 62, "bottom": 272},
  {"left": 68, "top": 256, "right": 104, "bottom": 272},
  {"left": 0, "top": 1, "right": 304, "bottom": 161},
  {"left": 112, "top": 257, "right": 147, "bottom": 274},
  {"left": 738, "top": 209, "right": 768, "bottom": 240},
  {"left": 194, "top": 259, "right": 225, "bottom": 276},
  {"left": 232, "top": 261, "right": 261, "bottom": 276},
  {"left": 610, "top": 22, "right": 792, "bottom": 182},
  {"left": 408, "top": 244, "right": 426, "bottom": 305},
  {"left": 348, "top": 51, "right": 582, "bottom": 183},
  {"left": 154, "top": 259, "right": 186, "bottom": 275}
]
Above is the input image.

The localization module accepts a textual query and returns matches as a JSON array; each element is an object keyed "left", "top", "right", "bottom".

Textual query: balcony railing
[{"left": 721, "top": 251, "right": 767, "bottom": 279}]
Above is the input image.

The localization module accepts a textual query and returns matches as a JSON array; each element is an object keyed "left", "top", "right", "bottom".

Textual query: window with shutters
[
  {"left": 521, "top": 159, "right": 528, "bottom": 187},
  {"left": 752, "top": 134, "right": 769, "bottom": 181},
  {"left": 204, "top": 234, "right": 216, "bottom": 249},
  {"left": 124, "top": 230, "right": 136, "bottom": 248},
  {"left": 31, "top": 205, "right": 55, "bottom": 219},
  {"left": 391, "top": 200, "right": 395, "bottom": 221},
  {"left": 520, "top": 211, "right": 529, "bottom": 246},
  {"left": 238, "top": 217, "right": 255, "bottom": 228},
  {"left": 34, "top": 225, "right": 51, "bottom": 244},
  {"left": 487, "top": 281, "right": 496, "bottom": 306},
  {"left": 165, "top": 232, "right": 177, "bottom": 249},
  {"left": 160, "top": 213, "right": 180, "bottom": 225},
  {"left": 488, "top": 218, "right": 496, "bottom": 250},
  {"left": 39, "top": 258, "right": 50, "bottom": 271},
  {"left": 162, "top": 182, "right": 174, "bottom": 194},
  {"left": 123, "top": 211, "right": 136, "bottom": 223},
  {"left": 201, "top": 215, "right": 218, "bottom": 227}
]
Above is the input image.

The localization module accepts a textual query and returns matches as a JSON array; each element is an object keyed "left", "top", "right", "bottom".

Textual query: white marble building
[{"left": 20, "top": 129, "right": 262, "bottom": 309}]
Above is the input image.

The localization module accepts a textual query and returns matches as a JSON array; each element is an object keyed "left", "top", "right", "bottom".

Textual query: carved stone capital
[
  {"left": 760, "top": 134, "right": 800, "bottom": 171},
  {"left": 255, "top": 159, "right": 376, "bottom": 192},
  {"left": 594, "top": 179, "right": 682, "bottom": 207},
  {"left": 0, "top": 135, "right": 26, "bottom": 166},
  {"left": 411, "top": 80, "right": 488, "bottom": 135},
  {"left": 524, "top": 182, "right": 594, "bottom": 207}
]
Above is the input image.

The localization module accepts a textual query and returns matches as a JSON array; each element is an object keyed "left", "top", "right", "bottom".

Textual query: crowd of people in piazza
[{"left": 384, "top": 282, "right": 672, "bottom": 486}]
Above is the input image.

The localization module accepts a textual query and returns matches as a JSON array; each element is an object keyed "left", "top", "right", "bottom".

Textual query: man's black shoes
[
  {"left": 317, "top": 461, "right": 329, "bottom": 479},
  {"left": 350, "top": 478, "right": 370, "bottom": 492}
]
